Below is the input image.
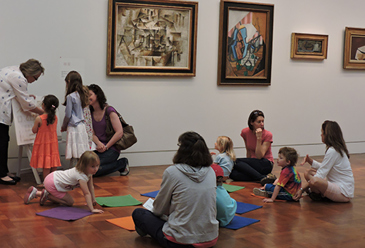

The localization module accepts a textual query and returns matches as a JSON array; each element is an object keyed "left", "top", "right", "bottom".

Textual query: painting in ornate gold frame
[
  {"left": 344, "top": 27, "right": 365, "bottom": 69},
  {"left": 107, "top": 0, "right": 198, "bottom": 76}
]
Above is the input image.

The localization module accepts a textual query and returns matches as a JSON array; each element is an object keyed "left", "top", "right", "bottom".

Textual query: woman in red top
[{"left": 230, "top": 110, "right": 276, "bottom": 185}]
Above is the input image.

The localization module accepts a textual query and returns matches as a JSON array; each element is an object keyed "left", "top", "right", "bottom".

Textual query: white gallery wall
[{"left": 1, "top": 0, "right": 365, "bottom": 172}]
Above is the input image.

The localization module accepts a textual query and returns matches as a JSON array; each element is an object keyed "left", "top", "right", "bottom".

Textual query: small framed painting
[
  {"left": 107, "top": 0, "right": 198, "bottom": 76},
  {"left": 290, "top": 33, "right": 328, "bottom": 60},
  {"left": 217, "top": 0, "right": 274, "bottom": 86},
  {"left": 344, "top": 27, "right": 365, "bottom": 69}
]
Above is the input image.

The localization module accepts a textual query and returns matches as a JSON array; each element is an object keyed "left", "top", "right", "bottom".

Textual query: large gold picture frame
[
  {"left": 344, "top": 27, "right": 365, "bottom": 69},
  {"left": 107, "top": 0, "right": 198, "bottom": 76}
]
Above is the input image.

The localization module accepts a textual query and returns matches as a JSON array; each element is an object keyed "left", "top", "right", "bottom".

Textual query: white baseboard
[{"left": 7, "top": 142, "right": 365, "bottom": 173}]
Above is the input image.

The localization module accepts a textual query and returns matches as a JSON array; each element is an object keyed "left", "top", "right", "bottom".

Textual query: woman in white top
[
  {"left": 294, "top": 120, "right": 354, "bottom": 202},
  {"left": 0, "top": 59, "right": 44, "bottom": 185}
]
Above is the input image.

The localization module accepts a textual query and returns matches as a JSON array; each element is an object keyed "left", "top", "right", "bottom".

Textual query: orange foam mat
[{"left": 106, "top": 216, "right": 135, "bottom": 231}]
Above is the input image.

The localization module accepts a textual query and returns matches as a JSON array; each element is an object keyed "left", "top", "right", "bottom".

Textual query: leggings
[
  {"left": 230, "top": 157, "right": 273, "bottom": 181},
  {"left": 0, "top": 124, "right": 10, "bottom": 177}
]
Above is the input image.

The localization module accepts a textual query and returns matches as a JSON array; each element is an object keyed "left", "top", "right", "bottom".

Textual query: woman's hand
[
  {"left": 92, "top": 209, "right": 104, "bottom": 214},
  {"left": 263, "top": 198, "right": 274, "bottom": 203},
  {"left": 96, "top": 142, "right": 106, "bottom": 153},
  {"left": 255, "top": 128, "right": 263, "bottom": 139},
  {"left": 301, "top": 154, "right": 313, "bottom": 166},
  {"left": 293, "top": 189, "right": 303, "bottom": 201}
]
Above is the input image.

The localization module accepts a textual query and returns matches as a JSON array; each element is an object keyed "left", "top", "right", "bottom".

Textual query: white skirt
[{"left": 65, "top": 122, "right": 90, "bottom": 159}]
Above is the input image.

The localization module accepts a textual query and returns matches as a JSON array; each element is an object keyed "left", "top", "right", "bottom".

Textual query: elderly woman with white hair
[{"left": 0, "top": 59, "right": 45, "bottom": 185}]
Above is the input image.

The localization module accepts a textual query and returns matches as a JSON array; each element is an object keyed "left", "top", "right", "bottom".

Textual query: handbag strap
[{"left": 106, "top": 106, "right": 129, "bottom": 128}]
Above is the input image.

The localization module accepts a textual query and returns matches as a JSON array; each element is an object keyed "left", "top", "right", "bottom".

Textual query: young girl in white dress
[{"left": 61, "top": 71, "right": 89, "bottom": 167}]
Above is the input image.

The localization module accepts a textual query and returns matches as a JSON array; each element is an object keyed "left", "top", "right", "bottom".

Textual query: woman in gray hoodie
[{"left": 132, "top": 131, "right": 219, "bottom": 248}]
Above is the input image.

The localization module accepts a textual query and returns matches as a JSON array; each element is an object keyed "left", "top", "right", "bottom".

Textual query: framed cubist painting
[
  {"left": 291, "top": 33, "right": 328, "bottom": 60},
  {"left": 107, "top": 0, "right": 198, "bottom": 76},
  {"left": 344, "top": 27, "right": 365, "bottom": 69},
  {"left": 217, "top": 0, "right": 274, "bottom": 86}
]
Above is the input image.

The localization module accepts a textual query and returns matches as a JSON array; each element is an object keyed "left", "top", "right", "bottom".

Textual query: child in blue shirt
[
  {"left": 211, "top": 164, "right": 237, "bottom": 226},
  {"left": 213, "top": 136, "right": 236, "bottom": 180}
]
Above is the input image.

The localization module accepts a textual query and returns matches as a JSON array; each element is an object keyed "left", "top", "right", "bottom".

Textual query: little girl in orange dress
[{"left": 30, "top": 95, "right": 61, "bottom": 184}]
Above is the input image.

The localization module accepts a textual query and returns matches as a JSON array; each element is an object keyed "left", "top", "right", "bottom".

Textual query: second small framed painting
[
  {"left": 291, "top": 33, "right": 328, "bottom": 60},
  {"left": 344, "top": 27, "right": 365, "bottom": 69}
]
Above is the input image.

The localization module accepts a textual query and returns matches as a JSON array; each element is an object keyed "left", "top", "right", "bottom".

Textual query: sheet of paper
[{"left": 143, "top": 198, "right": 154, "bottom": 211}]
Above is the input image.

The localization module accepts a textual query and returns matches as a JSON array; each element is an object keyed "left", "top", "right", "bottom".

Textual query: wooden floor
[{"left": 1, "top": 154, "right": 365, "bottom": 248}]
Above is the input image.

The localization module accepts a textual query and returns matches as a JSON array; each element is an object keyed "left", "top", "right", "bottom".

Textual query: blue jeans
[
  {"left": 264, "top": 183, "right": 294, "bottom": 201},
  {"left": 132, "top": 208, "right": 194, "bottom": 248},
  {"left": 230, "top": 158, "right": 273, "bottom": 181},
  {"left": 93, "top": 149, "right": 127, "bottom": 177}
]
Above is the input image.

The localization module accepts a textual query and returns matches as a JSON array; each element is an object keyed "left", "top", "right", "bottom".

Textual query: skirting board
[{"left": 7, "top": 141, "right": 365, "bottom": 173}]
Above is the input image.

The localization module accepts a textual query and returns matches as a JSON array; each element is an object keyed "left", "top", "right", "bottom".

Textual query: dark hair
[
  {"left": 19, "top": 59, "right": 45, "bottom": 77},
  {"left": 278, "top": 147, "right": 298, "bottom": 166},
  {"left": 43, "top": 95, "right": 59, "bottom": 126},
  {"left": 88, "top": 84, "right": 107, "bottom": 112},
  {"left": 173, "top": 131, "right": 213, "bottom": 167},
  {"left": 248, "top": 110, "right": 264, "bottom": 130},
  {"left": 63, "top": 71, "right": 88, "bottom": 108},
  {"left": 322, "top": 120, "right": 349, "bottom": 158}
]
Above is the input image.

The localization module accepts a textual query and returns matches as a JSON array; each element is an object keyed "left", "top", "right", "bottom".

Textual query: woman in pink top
[{"left": 230, "top": 110, "right": 276, "bottom": 185}]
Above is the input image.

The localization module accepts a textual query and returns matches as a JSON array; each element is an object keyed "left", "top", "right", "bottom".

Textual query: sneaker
[
  {"left": 225, "top": 178, "right": 234, "bottom": 183},
  {"left": 253, "top": 188, "right": 269, "bottom": 198},
  {"left": 120, "top": 158, "right": 130, "bottom": 176},
  {"left": 135, "top": 226, "right": 147, "bottom": 237},
  {"left": 24, "top": 186, "right": 37, "bottom": 204},
  {"left": 39, "top": 189, "right": 49, "bottom": 206},
  {"left": 260, "top": 173, "right": 277, "bottom": 186}
]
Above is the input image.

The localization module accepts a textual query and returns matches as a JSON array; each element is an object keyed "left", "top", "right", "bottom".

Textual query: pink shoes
[
  {"left": 24, "top": 186, "right": 37, "bottom": 204},
  {"left": 39, "top": 189, "right": 49, "bottom": 206}
]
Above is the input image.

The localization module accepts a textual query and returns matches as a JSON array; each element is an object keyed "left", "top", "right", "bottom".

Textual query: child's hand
[
  {"left": 92, "top": 209, "right": 104, "bottom": 214},
  {"left": 263, "top": 198, "right": 274, "bottom": 203},
  {"left": 293, "top": 189, "right": 302, "bottom": 201}
]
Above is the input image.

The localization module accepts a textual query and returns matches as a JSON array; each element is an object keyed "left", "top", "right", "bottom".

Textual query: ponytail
[
  {"left": 43, "top": 95, "right": 59, "bottom": 125},
  {"left": 46, "top": 105, "right": 57, "bottom": 125}
]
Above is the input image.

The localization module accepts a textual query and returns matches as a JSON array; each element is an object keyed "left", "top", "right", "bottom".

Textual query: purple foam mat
[{"left": 36, "top": 206, "right": 93, "bottom": 221}]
